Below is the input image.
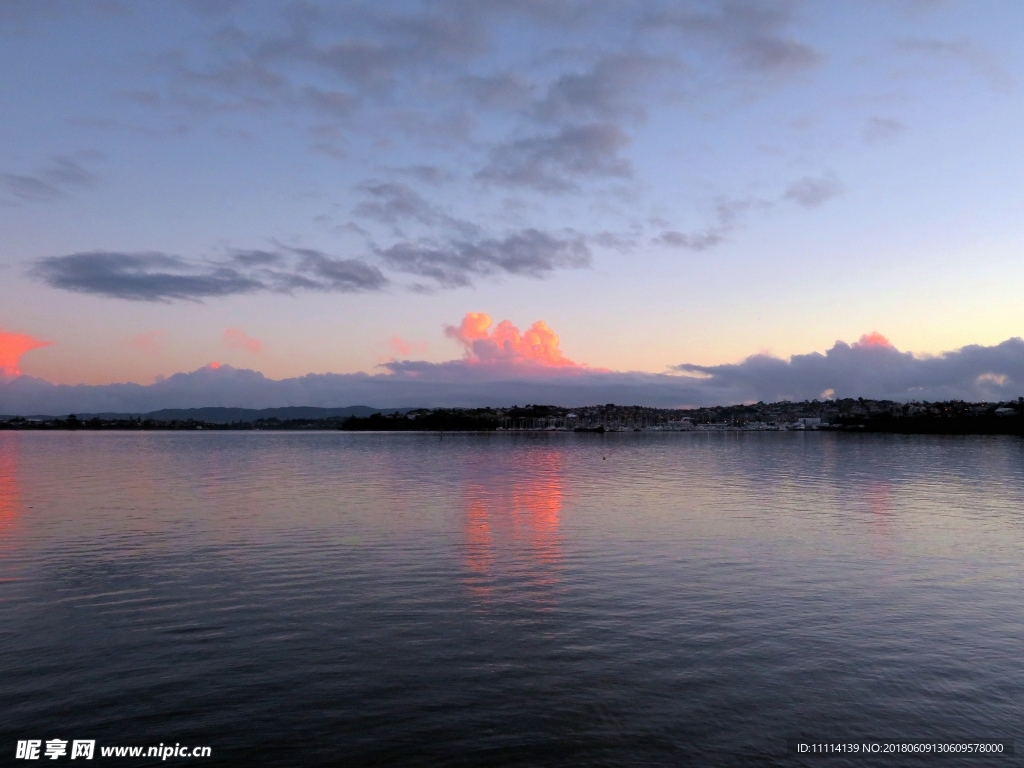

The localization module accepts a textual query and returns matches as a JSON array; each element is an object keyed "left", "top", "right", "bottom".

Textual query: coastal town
[{"left": 2, "top": 397, "right": 1022, "bottom": 434}]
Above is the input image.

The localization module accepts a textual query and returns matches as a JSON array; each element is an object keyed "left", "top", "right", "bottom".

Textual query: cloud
[
  {"left": 0, "top": 156, "right": 97, "bottom": 202},
  {"left": 129, "top": 329, "right": 167, "bottom": 353},
  {"left": 3, "top": 327, "right": 1024, "bottom": 414},
  {"left": 223, "top": 327, "right": 263, "bottom": 354},
  {"left": 302, "top": 86, "right": 358, "bottom": 116},
  {"left": 863, "top": 116, "right": 905, "bottom": 143},
  {"left": 642, "top": 1, "right": 822, "bottom": 75},
  {"left": 353, "top": 182, "right": 443, "bottom": 226},
  {"left": 653, "top": 229, "right": 724, "bottom": 251},
  {"left": 443, "top": 312, "right": 581, "bottom": 369},
  {"left": 462, "top": 72, "right": 534, "bottom": 111},
  {"left": 855, "top": 331, "right": 893, "bottom": 349},
  {"left": 389, "top": 336, "right": 427, "bottom": 357},
  {"left": 377, "top": 228, "right": 591, "bottom": 288},
  {"left": 673, "top": 333, "right": 1024, "bottom": 403},
  {"left": 653, "top": 198, "right": 765, "bottom": 251},
  {"left": 0, "top": 329, "right": 52, "bottom": 377},
  {"left": 783, "top": 174, "right": 843, "bottom": 208},
  {"left": 896, "top": 37, "right": 1014, "bottom": 91},
  {"left": 475, "top": 123, "right": 631, "bottom": 192},
  {"left": 31, "top": 2, "right": 843, "bottom": 260},
  {"left": 30, "top": 248, "right": 387, "bottom": 301},
  {"left": 532, "top": 53, "right": 679, "bottom": 123},
  {"left": 392, "top": 165, "right": 455, "bottom": 185}
]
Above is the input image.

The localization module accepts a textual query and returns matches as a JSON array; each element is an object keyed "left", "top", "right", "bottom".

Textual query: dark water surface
[{"left": 1, "top": 431, "right": 1022, "bottom": 766}]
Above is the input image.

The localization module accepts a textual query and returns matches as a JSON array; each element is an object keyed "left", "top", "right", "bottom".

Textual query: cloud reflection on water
[
  {"left": 0, "top": 440, "right": 21, "bottom": 544},
  {"left": 462, "top": 448, "right": 563, "bottom": 603}
]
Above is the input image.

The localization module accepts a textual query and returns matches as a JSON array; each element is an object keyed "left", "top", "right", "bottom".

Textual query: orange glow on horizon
[
  {"left": 445, "top": 312, "right": 582, "bottom": 368},
  {"left": 0, "top": 329, "right": 52, "bottom": 376},
  {"left": 208, "top": 361, "right": 221, "bottom": 369}
]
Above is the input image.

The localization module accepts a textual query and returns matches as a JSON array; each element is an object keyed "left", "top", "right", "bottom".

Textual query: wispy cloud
[
  {"left": 532, "top": 53, "right": 679, "bottom": 123},
  {"left": 223, "top": 327, "right": 263, "bottom": 354},
  {"left": 474, "top": 123, "right": 631, "bottom": 192},
  {"left": 653, "top": 199, "right": 767, "bottom": 251},
  {"left": 896, "top": 37, "right": 1014, "bottom": 91},
  {"left": 128, "top": 329, "right": 167, "bottom": 353},
  {"left": 863, "top": 116, "right": 906, "bottom": 143},
  {"left": 0, "top": 155, "right": 97, "bottom": 202},
  {"left": 783, "top": 173, "right": 844, "bottom": 208},
  {"left": 30, "top": 248, "right": 387, "bottom": 302},
  {"left": 641, "top": 1, "right": 823, "bottom": 75},
  {"left": 377, "top": 229, "right": 591, "bottom": 289}
]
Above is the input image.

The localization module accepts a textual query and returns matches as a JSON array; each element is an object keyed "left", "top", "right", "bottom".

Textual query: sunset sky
[{"left": 3, "top": 1, "right": 1024, "bottom": 409}]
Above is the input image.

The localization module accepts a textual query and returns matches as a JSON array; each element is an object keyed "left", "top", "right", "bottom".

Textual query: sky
[{"left": 2, "top": 0, "right": 1024, "bottom": 411}]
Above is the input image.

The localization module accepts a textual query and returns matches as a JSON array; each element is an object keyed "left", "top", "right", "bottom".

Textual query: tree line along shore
[{"left": 1, "top": 398, "right": 1022, "bottom": 435}]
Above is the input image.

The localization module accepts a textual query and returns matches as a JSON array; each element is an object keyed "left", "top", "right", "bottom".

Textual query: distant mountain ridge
[{"left": 17, "top": 406, "right": 408, "bottom": 423}]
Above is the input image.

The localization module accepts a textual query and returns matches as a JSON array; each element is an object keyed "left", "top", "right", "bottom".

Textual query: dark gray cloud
[
  {"left": 302, "top": 86, "right": 358, "bottom": 116},
  {"left": 533, "top": 53, "right": 679, "bottom": 123},
  {"left": 654, "top": 199, "right": 767, "bottom": 250},
  {"left": 377, "top": 228, "right": 591, "bottom": 288},
  {"left": 475, "top": 123, "right": 631, "bottom": 192},
  {"left": 642, "top": 1, "right": 822, "bottom": 75},
  {"left": 0, "top": 156, "right": 97, "bottom": 202},
  {"left": 392, "top": 165, "right": 456, "bottom": 185},
  {"left": 32, "top": 223, "right": 590, "bottom": 299},
  {"left": 462, "top": 72, "right": 535, "bottom": 110},
  {"left": 156, "top": 1, "right": 822, "bottom": 132},
  {"left": 30, "top": 248, "right": 387, "bottom": 302},
  {"left": 654, "top": 229, "right": 725, "bottom": 251},
  {"left": 4, "top": 335, "right": 1023, "bottom": 414},
  {"left": 13, "top": 1, "right": 855, "bottom": 283},
  {"left": 351, "top": 180, "right": 482, "bottom": 244},
  {"left": 189, "top": 1, "right": 490, "bottom": 104},
  {"left": 353, "top": 182, "right": 442, "bottom": 226},
  {"left": 673, "top": 335, "right": 1024, "bottom": 403},
  {"left": 783, "top": 174, "right": 843, "bottom": 208}
]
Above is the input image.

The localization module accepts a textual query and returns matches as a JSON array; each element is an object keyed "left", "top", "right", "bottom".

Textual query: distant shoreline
[
  {"left": 2, "top": 421, "right": 1021, "bottom": 437},
  {"left": 2, "top": 399, "right": 1022, "bottom": 436}
]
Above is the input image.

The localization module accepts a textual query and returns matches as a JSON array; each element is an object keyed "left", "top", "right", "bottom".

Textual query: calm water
[{"left": 1, "top": 431, "right": 1022, "bottom": 766}]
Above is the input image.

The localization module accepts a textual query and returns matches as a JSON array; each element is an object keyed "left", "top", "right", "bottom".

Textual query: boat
[{"left": 573, "top": 425, "right": 605, "bottom": 433}]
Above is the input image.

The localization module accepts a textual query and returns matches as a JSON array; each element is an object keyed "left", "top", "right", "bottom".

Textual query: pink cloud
[
  {"left": 223, "top": 328, "right": 263, "bottom": 354},
  {"left": 129, "top": 329, "right": 167, "bottom": 353},
  {"left": 390, "top": 335, "right": 428, "bottom": 357},
  {"left": 0, "top": 329, "right": 52, "bottom": 377},
  {"left": 443, "top": 312, "right": 582, "bottom": 368},
  {"left": 854, "top": 331, "right": 893, "bottom": 349}
]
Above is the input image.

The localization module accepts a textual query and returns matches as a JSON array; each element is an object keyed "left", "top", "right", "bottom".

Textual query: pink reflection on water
[
  {"left": 463, "top": 498, "right": 495, "bottom": 597},
  {"left": 462, "top": 449, "right": 563, "bottom": 600},
  {"left": 865, "top": 480, "right": 894, "bottom": 555},
  {"left": 0, "top": 444, "right": 20, "bottom": 547}
]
